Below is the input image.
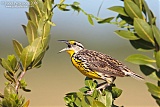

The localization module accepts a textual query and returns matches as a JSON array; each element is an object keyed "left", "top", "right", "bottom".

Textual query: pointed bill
[
  {"left": 59, "top": 48, "right": 69, "bottom": 53},
  {"left": 58, "top": 40, "right": 70, "bottom": 53},
  {"left": 58, "top": 40, "right": 69, "bottom": 43}
]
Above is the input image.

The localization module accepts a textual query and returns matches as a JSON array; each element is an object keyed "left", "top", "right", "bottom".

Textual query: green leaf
[
  {"left": 84, "top": 96, "right": 94, "bottom": 106},
  {"left": 140, "top": 65, "right": 159, "bottom": 80},
  {"left": 76, "top": 92, "right": 83, "bottom": 100},
  {"left": 47, "top": 20, "right": 56, "bottom": 26},
  {"left": 88, "top": 14, "right": 94, "bottom": 25},
  {"left": 155, "top": 51, "right": 160, "bottom": 68},
  {"left": 13, "top": 40, "right": 23, "bottom": 58},
  {"left": 108, "top": 6, "right": 128, "bottom": 17},
  {"left": 105, "top": 91, "right": 112, "bottom": 107},
  {"left": 58, "top": 4, "right": 70, "bottom": 11},
  {"left": 22, "top": 87, "right": 31, "bottom": 92},
  {"left": 125, "top": 54, "right": 156, "bottom": 65},
  {"left": 45, "top": 0, "right": 52, "bottom": 11},
  {"left": 71, "top": 5, "right": 80, "bottom": 12},
  {"left": 64, "top": 96, "right": 71, "bottom": 104},
  {"left": 29, "top": 7, "right": 39, "bottom": 28},
  {"left": 1, "top": 58, "right": 14, "bottom": 74},
  {"left": 65, "top": 92, "right": 77, "bottom": 96},
  {"left": 152, "top": 95, "right": 160, "bottom": 106},
  {"left": 140, "top": 65, "right": 156, "bottom": 76},
  {"left": 79, "top": 87, "right": 90, "bottom": 93},
  {"left": 31, "top": 51, "right": 44, "bottom": 68},
  {"left": 119, "top": 15, "right": 133, "bottom": 25},
  {"left": 142, "top": 0, "right": 154, "bottom": 25},
  {"left": 44, "top": 37, "right": 50, "bottom": 49},
  {"left": 7, "top": 55, "right": 17, "bottom": 71},
  {"left": 28, "top": 0, "right": 44, "bottom": 17},
  {"left": 92, "top": 90, "right": 99, "bottom": 99},
  {"left": 37, "top": 16, "right": 46, "bottom": 37},
  {"left": 85, "top": 78, "right": 93, "bottom": 89},
  {"left": 30, "top": 37, "right": 44, "bottom": 61},
  {"left": 124, "top": 0, "right": 143, "bottom": 19},
  {"left": 85, "top": 77, "right": 97, "bottom": 90},
  {"left": 111, "top": 87, "right": 122, "bottom": 99},
  {"left": 25, "top": 12, "right": 30, "bottom": 20},
  {"left": 2, "top": 83, "right": 25, "bottom": 106},
  {"left": 134, "top": 18, "right": 154, "bottom": 44},
  {"left": 133, "top": 0, "right": 142, "bottom": 9},
  {"left": 22, "top": 25, "right": 27, "bottom": 35},
  {"left": 115, "top": 30, "right": 139, "bottom": 40},
  {"left": 73, "top": 1, "right": 80, "bottom": 6},
  {"left": 146, "top": 82, "right": 160, "bottom": 99},
  {"left": 20, "top": 46, "right": 34, "bottom": 71},
  {"left": 26, "top": 20, "right": 38, "bottom": 44},
  {"left": 98, "top": 17, "right": 114, "bottom": 24},
  {"left": 130, "top": 39, "right": 155, "bottom": 50},
  {"left": 42, "top": 22, "right": 51, "bottom": 49},
  {"left": 98, "top": 90, "right": 112, "bottom": 107},
  {"left": 92, "top": 101, "right": 106, "bottom": 107},
  {"left": 20, "top": 37, "right": 45, "bottom": 70},
  {"left": 118, "top": 20, "right": 127, "bottom": 27},
  {"left": 152, "top": 25, "right": 160, "bottom": 46},
  {"left": 4, "top": 71, "right": 16, "bottom": 83},
  {"left": 74, "top": 96, "right": 81, "bottom": 107},
  {"left": 60, "top": 0, "right": 65, "bottom": 4},
  {"left": 4, "top": 84, "right": 16, "bottom": 98}
]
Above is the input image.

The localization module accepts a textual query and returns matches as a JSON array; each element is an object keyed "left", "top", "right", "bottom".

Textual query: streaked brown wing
[{"left": 79, "top": 49, "right": 125, "bottom": 77}]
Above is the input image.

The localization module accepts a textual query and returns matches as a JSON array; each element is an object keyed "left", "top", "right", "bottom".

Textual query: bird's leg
[
  {"left": 86, "top": 77, "right": 116, "bottom": 95},
  {"left": 86, "top": 81, "right": 107, "bottom": 95},
  {"left": 86, "top": 81, "right": 109, "bottom": 95},
  {"left": 96, "top": 81, "right": 108, "bottom": 91},
  {"left": 97, "top": 76, "right": 116, "bottom": 89}
]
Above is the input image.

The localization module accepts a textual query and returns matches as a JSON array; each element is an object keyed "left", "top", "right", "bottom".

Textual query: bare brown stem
[{"left": 15, "top": 71, "right": 26, "bottom": 93}]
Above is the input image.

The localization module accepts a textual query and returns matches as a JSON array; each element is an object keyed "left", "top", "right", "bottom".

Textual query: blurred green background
[{"left": 0, "top": 0, "right": 160, "bottom": 106}]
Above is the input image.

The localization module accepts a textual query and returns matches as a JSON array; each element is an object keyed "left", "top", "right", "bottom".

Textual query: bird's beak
[{"left": 58, "top": 40, "right": 70, "bottom": 53}]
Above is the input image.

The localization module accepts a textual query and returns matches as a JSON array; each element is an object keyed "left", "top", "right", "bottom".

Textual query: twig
[{"left": 15, "top": 71, "right": 26, "bottom": 93}]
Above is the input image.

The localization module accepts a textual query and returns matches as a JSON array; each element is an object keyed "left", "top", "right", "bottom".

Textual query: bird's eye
[{"left": 73, "top": 43, "right": 76, "bottom": 45}]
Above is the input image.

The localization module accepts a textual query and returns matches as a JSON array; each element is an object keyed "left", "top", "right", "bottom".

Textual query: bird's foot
[{"left": 86, "top": 83, "right": 110, "bottom": 95}]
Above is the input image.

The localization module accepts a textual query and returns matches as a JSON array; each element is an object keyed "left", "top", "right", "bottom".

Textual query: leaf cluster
[
  {"left": 0, "top": 84, "right": 29, "bottom": 107},
  {"left": 105, "top": 0, "right": 160, "bottom": 105},
  {"left": 0, "top": 0, "right": 54, "bottom": 106},
  {"left": 64, "top": 77, "right": 123, "bottom": 107},
  {"left": 54, "top": 1, "right": 113, "bottom": 25}
]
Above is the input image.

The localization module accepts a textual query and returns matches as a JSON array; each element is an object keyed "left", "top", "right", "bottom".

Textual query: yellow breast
[{"left": 71, "top": 57, "right": 102, "bottom": 79}]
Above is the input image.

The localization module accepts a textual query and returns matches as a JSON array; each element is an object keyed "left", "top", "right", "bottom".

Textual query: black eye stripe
[
  {"left": 77, "top": 44, "right": 84, "bottom": 49},
  {"left": 70, "top": 42, "right": 84, "bottom": 49}
]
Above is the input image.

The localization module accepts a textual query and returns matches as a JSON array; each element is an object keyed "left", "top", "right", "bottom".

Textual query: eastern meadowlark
[{"left": 59, "top": 40, "right": 144, "bottom": 90}]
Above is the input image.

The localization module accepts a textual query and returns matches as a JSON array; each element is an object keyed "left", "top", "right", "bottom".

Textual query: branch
[{"left": 15, "top": 71, "right": 26, "bottom": 93}]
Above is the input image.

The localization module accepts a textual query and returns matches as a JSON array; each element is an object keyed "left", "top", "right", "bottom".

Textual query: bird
[{"left": 58, "top": 40, "right": 144, "bottom": 91}]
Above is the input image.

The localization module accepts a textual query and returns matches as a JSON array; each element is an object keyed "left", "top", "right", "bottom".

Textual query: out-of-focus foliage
[
  {"left": 106, "top": 0, "right": 160, "bottom": 106},
  {"left": 64, "top": 77, "right": 123, "bottom": 107},
  {"left": 0, "top": 0, "right": 54, "bottom": 106}
]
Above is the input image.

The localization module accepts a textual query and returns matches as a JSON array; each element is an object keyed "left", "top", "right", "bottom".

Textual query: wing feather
[{"left": 77, "top": 49, "right": 126, "bottom": 77}]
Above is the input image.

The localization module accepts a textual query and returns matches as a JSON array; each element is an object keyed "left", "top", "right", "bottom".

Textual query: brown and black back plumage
[{"left": 75, "top": 49, "right": 144, "bottom": 80}]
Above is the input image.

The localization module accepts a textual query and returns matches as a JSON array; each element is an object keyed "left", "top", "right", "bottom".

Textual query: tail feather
[
  {"left": 121, "top": 68, "right": 144, "bottom": 80},
  {"left": 129, "top": 72, "right": 144, "bottom": 80}
]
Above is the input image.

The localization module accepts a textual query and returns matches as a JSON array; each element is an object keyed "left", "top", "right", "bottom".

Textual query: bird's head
[{"left": 58, "top": 40, "right": 84, "bottom": 56}]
